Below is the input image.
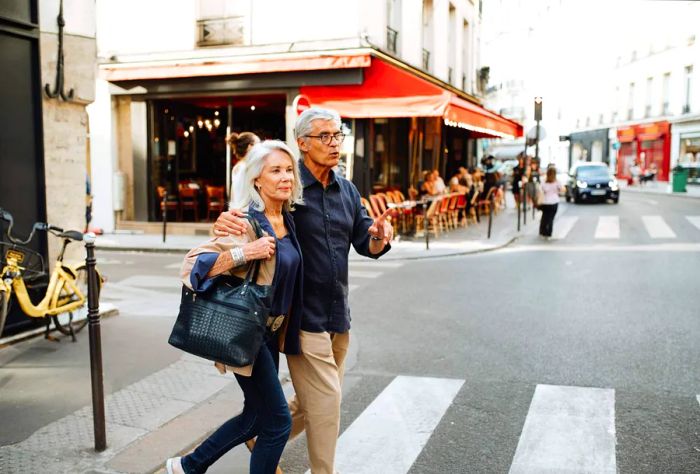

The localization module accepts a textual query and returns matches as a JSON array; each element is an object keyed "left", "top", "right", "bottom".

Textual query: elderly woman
[{"left": 166, "top": 140, "right": 304, "bottom": 474}]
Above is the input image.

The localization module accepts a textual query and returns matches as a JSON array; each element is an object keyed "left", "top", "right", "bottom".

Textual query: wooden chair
[
  {"left": 360, "top": 197, "right": 375, "bottom": 219},
  {"left": 447, "top": 193, "right": 459, "bottom": 228},
  {"left": 436, "top": 194, "right": 451, "bottom": 231},
  {"left": 456, "top": 194, "right": 468, "bottom": 227},
  {"left": 477, "top": 187, "right": 495, "bottom": 218},
  {"left": 205, "top": 185, "right": 225, "bottom": 220},
  {"left": 178, "top": 183, "right": 199, "bottom": 221},
  {"left": 469, "top": 189, "right": 480, "bottom": 223},
  {"left": 415, "top": 197, "right": 441, "bottom": 238},
  {"left": 156, "top": 186, "right": 179, "bottom": 220}
]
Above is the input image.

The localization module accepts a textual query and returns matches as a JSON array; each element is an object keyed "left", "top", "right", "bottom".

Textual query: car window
[{"left": 576, "top": 166, "right": 610, "bottom": 180}]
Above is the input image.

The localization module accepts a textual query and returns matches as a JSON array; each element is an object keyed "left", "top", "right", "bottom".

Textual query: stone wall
[{"left": 40, "top": 32, "right": 96, "bottom": 262}]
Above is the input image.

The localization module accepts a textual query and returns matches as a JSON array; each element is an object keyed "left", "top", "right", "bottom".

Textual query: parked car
[{"left": 565, "top": 162, "right": 619, "bottom": 204}]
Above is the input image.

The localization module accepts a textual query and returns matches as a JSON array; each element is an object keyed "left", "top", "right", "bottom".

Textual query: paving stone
[
  {"left": 74, "top": 389, "right": 193, "bottom": 431},
  {"left": 126, "top": 366, "right": 232, "bottom": 403},
  {"left": 0, "top": 445, "right": 75, "bottom": 474},
  {"left": 7, "top": 413, "right": 145, "bottom": 463}
]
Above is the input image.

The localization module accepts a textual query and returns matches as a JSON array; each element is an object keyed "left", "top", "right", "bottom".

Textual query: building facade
[
  {"left": 0, "top": 0, "right": 96, "bottom": 335},
  {"left": 90, "top": 0, "right": 521, "bottom": 233}
]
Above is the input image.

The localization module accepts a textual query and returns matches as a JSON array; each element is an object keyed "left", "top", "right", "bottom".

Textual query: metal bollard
[
  {"left": 83, "top": 233, "right": 106, "bottom": 451},
  {"left": 487, "top": 192, "right": 494, "bottom": 239},
  {"left": 161, "top": 192, "right": 168, "bottom": 243},
  {"left": 423, "top": 201, "right": 429, "bottom": 250}
]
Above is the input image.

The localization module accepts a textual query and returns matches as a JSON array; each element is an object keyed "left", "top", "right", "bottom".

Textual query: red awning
[{"left": 301, "top": 58, "right": 522, "bottom": 138}]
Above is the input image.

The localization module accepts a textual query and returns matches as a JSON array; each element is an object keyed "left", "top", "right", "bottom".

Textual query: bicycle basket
[{"left": 0, "top": 241, "right": 46, "bottom": 282}]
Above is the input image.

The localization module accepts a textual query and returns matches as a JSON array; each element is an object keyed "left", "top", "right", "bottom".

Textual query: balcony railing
[
  {"left": 386, "top": 26, "right": 398, "bottom": 54},
  {"left": 197, "top": 16, "right": 246, "bottom": 47},
  {"left": 422, "top": 48, "right": 430, "bottom": 71}
]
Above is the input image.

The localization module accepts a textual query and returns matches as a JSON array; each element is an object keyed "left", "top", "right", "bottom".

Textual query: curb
[
  {"left": 0, "top": 304, "right": 119, "bottom": 349},
  {"left": 620, "top": 187, "right": 700, "bottom": 200}
]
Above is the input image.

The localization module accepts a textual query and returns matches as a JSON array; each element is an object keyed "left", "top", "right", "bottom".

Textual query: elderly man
[{"left": 214, "top": 107, "right": 392, "bottom": 473}]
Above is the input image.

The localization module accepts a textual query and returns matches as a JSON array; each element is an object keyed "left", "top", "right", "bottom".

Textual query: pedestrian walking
[
  {"left": 213, "top": 107, "right": 393, "bottom": 474},
  {"left": 228, "top": 131, "right": 261, "bottom": 208},
  {"left": 166, "top": 140, "right": 305, "bottom": 474},
  {"left": 539, "top": 166, "right": 562, "bottom": 239},
  {"left": 512, "top": 154, "right": 526, "bottom": 207}
]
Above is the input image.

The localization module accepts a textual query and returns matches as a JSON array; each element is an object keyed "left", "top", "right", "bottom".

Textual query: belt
[{"left": 266, "top": 315, "right": 285, "bottom": 332}]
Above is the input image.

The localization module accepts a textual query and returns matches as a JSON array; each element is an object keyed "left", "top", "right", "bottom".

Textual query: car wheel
[
  {"left": 565, "top": 194, "right": 571, "bottom": 203},
  {"left": 612, "top": 197, "right": 619, "bottom": 204},
  {"left": 574, "top": 193, "right": 582, "bottom": 204}
]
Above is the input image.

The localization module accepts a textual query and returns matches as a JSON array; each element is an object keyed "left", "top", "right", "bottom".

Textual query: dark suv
[{"left": 565, "top": 162, "right": 619, "bottom": 204}]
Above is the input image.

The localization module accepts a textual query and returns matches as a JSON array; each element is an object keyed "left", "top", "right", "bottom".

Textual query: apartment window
[
  {"left": 645, "top": 76, "right": 653, "bottom": 118},
  {"left": 612, "top": 111, "right": 618, "bottom": 123},
  {"left": 462, "top": 19, "right": 470, "bottom": 91},
  {"left": 386, "top": 0, "right": 401, "bottom": 54},
  {"left": 422, "top": 0, "right": 433, "bottom": 72},
  {"left": 684, "top": 65, "right": 693, "bottom": 114},
  {"left": 196, "top": 0, "right": 249, "bottom": 47},
  {"left": 627, "top": 82, "right": 635, "bottom": 120},
  {"left": 662, "top": 72, "right": 671, "bottom": 115},
  {"left": 448, "top": 4, "right": 456, "bottom": 84}
]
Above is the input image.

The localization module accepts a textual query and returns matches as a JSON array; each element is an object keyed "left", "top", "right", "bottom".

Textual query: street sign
[
  {"left": 534, "top": 97, "right": 542, "bottom": 121},
  {"left": 527, "top": 125, "right": 547, "bottom": 141},
  {"left": 292, "top": 94, "right": 311, "bottom": 115}
]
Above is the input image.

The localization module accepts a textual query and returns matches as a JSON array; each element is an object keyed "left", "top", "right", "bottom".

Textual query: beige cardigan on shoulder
[{"left": 179, "top": 225, "right": 275, "bottom": 377}]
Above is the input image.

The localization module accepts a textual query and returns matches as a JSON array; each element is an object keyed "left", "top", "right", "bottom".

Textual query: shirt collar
[{"left": 299, "top": 159, "right": 338, "bottom": 189}]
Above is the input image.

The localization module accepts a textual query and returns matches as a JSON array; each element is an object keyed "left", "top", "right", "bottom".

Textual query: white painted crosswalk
[
  {"left": 594, "top": 216, "right": 620, "bottom": 239},
  {"left": 509, "top": 384, "right": 617, "bottom": 473},
  {"left": 642, "top": 215, "right": 677, "bottom": 239},
  {"left": 545, "top": 214, "right": 700, "bottom": 242},
  {"left": 328, "top": 376, "right": 463, "bottom": 474},
  {"left": 307, "top": 377, "right": 696, "bottom": 473}
]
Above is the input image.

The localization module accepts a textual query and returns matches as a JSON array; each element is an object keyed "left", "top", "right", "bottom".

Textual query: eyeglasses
[{"left": 304, "top": 132, "right": 346, "bottom": 145}]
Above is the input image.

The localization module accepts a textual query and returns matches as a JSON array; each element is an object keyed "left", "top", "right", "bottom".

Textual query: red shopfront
[{"left": 616, "top": 121, "right": 671, "bottom": 182}]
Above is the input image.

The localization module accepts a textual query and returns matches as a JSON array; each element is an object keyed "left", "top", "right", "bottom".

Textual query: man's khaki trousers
[{"left": 287, "top": 330, "right": 350, "bottom": 474}]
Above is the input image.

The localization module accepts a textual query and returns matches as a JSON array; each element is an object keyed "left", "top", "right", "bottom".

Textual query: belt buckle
[{"left": 270, "top": 315, "right": 285, "bottom": 332}]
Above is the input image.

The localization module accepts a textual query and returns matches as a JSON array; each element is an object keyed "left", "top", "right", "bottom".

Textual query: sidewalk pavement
[
  {"left": 95, "top": 207, "right": 525, "bottom": 260},
  {"left": 618, "top": 180, "right": 700, "bottom": 199},
  {"left": 2, "top": 203, "right": 531, "bottom": 474}
]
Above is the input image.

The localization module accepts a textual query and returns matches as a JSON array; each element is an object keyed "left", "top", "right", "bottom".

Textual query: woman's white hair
[
  {"left": 294, "top": 107, "right": 341, "bottom": 140},
  {"left": 234, "top": 140, "right": 303, "bottom": 212}
]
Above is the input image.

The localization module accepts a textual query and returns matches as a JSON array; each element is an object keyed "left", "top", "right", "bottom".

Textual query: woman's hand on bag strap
[
  {"left": 243, "top": 236, "right": 276, "bottom": 261},
  {"left": 213, "top": 209, "right": 248, "bottom": 236}
]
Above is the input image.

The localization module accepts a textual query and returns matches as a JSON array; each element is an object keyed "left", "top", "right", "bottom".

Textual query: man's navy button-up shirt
[{"left": 294, "top": 160, "right": 390, "bottom": 333}]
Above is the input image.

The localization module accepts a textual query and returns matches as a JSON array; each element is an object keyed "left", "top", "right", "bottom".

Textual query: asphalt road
[{"left": 2, "top": 190, "right": 699, "bottom": 473}]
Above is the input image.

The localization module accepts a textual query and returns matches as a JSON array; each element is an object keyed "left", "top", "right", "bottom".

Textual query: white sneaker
[{"left": 166, "top": 457, "right": 185, "bottom": 474}]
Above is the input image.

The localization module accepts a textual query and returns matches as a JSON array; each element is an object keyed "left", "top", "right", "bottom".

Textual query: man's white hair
[{"left": 294, "top": 107, "right": 341, "bottom": 140}]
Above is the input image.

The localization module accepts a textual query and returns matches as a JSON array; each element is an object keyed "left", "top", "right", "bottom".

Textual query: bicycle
[{"left": 0, "top": 208, "right": 103, "bottom": 342}]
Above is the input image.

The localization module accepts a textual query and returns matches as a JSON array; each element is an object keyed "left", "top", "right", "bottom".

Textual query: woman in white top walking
[
  {"left": 228, "top": 131, "right": 260, "bottom": 208},
  {"left": 539, "top": 166, "right": 562, "bottom": 238}
]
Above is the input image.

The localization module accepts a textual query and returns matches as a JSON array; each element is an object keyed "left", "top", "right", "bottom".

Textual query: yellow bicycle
[{"left": 0, "top": 208, "right": 102, "bottom": 342}]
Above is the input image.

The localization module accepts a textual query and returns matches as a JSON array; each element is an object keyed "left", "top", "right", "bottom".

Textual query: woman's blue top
[{"left": 269, "top": 234, "right": 300, "bottom": 316}]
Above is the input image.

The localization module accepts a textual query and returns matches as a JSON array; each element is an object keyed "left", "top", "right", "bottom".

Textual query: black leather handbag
[{"left": 168, "top": 218, "right": 273, "bottom": 367}]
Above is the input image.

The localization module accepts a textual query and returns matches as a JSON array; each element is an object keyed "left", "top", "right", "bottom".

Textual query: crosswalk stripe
[
  {"left": 349, "top": 270, "right": 382, "bottom": 279},
  {"left": 349, "top": 284, "right": 359, "bottom": 292},
  {"left": 325, "top": 376, "right": 464, "bottom": 474},
  {"left": 552, "top": 216, "right": 578, "bottom": 239},
  {"left": 595, "top": 216, "right": 620, "bottom": 239},
  {"left": 164, "top": 262, "right": 182, "bottom": 269},
  {"left": 686, "top": 216, "right": 700, "bottom": 231},
  {"left": 642, "top": 216, "right": 676, "bottom": 239},
  {"left": 509, "top": 384, "right": 616, "bottom": 474}
]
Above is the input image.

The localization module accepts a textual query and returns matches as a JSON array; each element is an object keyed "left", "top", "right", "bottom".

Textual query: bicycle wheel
[
  {"left": 53, "top": 265, "right": 102, "bottom": 338},
  {"left": 0, "top": 289, "right": 10, "bottom": 338}
]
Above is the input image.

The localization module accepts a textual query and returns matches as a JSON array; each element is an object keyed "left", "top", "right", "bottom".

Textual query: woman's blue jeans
[{"left": 181, "top": 338, "right": 292, "bottom": 474}]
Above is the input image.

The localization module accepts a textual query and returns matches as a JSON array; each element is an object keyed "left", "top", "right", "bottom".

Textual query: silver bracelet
[{"left": 229, "top": 247, "right": 247, "bottom": 267}]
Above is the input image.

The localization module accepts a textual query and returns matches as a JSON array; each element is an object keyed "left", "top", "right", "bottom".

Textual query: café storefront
[
  {"left": 99, "top": 49, "right": 521, "bottom": 230},
  {"left": 616, "top": 121, "right": 671, "bottom": 182}
]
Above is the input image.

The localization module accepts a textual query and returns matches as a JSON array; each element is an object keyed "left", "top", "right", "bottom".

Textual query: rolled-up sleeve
[{"left": 189, "top": 252, "right": 220, "bottom": 292}]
